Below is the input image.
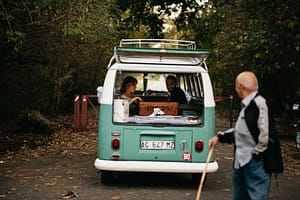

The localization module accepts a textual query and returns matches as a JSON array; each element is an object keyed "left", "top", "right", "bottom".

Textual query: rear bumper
[{"left": 94, "top": 158, "right": 218, "bottom": 173}]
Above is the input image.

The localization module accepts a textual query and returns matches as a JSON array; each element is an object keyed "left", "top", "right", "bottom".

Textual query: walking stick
[{"left": 195, "top": 148, "right": 214, "bottom": 200}]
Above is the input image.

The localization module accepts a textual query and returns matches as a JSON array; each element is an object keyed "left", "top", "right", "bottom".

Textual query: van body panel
[
  {"left": 123, "top": 128, "right": 192, "bottom": 161},
  {"left": 98, "top": 106, "right": 216, "bottom": 163},
  {"left": 98, "top": 104, "right": 114, "bottom": 159},
  {"left": 202, "top": 72, "right": 215, "bottom": 107},
  {"left": 100, "top": 69, "right": 116, "bottom": 105},
  {"left": 191, "top": 107, "right": 216, "bottom": 161}
]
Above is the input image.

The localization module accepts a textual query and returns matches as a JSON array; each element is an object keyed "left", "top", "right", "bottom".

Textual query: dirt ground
[{"left": 0, "top": 113, "right": 300, "bottom": 199}]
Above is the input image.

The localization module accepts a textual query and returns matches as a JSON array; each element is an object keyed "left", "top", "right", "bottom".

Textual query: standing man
[{"left": 209, "top": 71, "right": 271, "bottom": 200}]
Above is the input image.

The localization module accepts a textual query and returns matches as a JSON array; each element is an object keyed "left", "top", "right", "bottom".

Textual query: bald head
[{"left": 235, "top": 71, "right": 259, "bottom": 99}]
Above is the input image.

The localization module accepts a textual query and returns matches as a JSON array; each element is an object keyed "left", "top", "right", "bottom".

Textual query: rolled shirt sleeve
[{"left": 254, "top": 96, "right": 269, "bottom": 153}]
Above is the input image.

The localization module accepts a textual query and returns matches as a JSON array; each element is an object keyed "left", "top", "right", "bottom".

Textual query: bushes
[
  {"left": 0, "top": 0, "right": 120, "bottom": 121},
  {"left": 16, "top": 109, "right": 53, "bottom": 134}
]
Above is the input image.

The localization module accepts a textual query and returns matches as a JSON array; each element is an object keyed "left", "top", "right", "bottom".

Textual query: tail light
[
  {"left": 112, "top": 138, "right": 120, "bottom": 150},
  {"left": 195, "top": 140, "right": 203, "bottom": 152},
  {"left": 112, "top": 154, "right": 120, "bottom": 159}
]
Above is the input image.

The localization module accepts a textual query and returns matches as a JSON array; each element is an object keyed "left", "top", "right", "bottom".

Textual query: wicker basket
[{"left": 138, "top": 102, "right": 179, "bottom": 116}]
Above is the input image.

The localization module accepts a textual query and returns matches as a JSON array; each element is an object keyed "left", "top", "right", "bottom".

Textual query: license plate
[{"left": 140, "top": 140, "right": 174, "bottom": 150}]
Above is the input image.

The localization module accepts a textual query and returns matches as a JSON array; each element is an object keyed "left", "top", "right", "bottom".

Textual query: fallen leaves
[
  {"left": 222, "top": 188, "right": 231, "bottom": 192},
  {"left": 223, "top": 156, "right": 234, "bottom": 161},
  {"left": 185, "top": 192, "right": 192, "bottom": 197},
  {"left": 0, "top": 114, "right": 299, "bottom": 200},
  {"left": 111, "top": 196, "right": 120, "bottom": 200},
  {"left": 60, "top": 191, "right": 79, "bottom": 199},
  {"left": 45, "top": 180, "right": 57, "bottom": 187}
]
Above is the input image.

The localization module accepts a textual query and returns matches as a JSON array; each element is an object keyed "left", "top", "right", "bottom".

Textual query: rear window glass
[{"left": 113, "top": 71, "right": 204, "bottom": 126}]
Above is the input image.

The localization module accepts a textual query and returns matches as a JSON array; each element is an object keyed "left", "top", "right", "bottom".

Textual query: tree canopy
[
  {"left": 124, "top": 0, "right": 300, "bottom": 112},
  {"left": 197, "top": 0, "right": 300, "bottom": 112},
  {"left": 0, "top": 0, "right": 121, "bottom": 118},
  {"left": 0, "top": 0, "right": 299, "bottom": 120}
]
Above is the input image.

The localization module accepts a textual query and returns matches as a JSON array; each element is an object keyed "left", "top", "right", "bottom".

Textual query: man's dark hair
[{"left": 166, "top": 75, "right": 177, "bottom": 85}]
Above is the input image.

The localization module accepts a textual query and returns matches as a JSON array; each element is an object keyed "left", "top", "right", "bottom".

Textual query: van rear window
[{"left": 113, "top": 72, "right": 204, "bottom": 126}]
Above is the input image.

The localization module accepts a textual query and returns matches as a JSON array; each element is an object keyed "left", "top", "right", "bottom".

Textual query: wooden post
[
  {"left": 74, "top": 95, "right": 80, "bottom": 130},
  {"left": 81, "top": 95, "right": 88, "bottom": 129}
]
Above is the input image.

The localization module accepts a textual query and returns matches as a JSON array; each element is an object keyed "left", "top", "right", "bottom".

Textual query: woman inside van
[{"left": 120, "top": 76, "right": 143, "bottom": 105}]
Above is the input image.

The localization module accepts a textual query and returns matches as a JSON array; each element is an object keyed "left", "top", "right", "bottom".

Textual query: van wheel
[
  {"left": 191, "top": 173, "right": 207, "bottom": 185},
  {"left": 101, "top": 171, "right": 114, "bottom": 184}
]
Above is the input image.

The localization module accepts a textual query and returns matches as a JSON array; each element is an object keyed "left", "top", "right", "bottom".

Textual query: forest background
[{"left": 0, "top": 0, "right": 299, "bottom": 125}]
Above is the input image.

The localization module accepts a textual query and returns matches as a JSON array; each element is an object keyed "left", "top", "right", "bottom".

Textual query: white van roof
[{"left": 106, "top": 39, "right": 210, "bottom": 71}]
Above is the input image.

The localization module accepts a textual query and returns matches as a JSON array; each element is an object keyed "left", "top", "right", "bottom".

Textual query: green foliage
[
  {"left": 209, "top": 0, "right": 300, "bottom": 110},
  {"left": 116, "top": 0, "right": 165, "bottom": 38},
  {"left": 115, "top": 0, "right": 300, "bottom": 111},
  {"left": 0, "top": 64, "right": 54, "bottom": 116},
  {"left": 0, "top": 0, "right": 121, "bottom": 119},
  {"left": 0, "top": 0, "right": 299, "bottom": 120},
  {"left": 177, "top": 0, "right": 300, "bottom": 111},
  {"left": 17, "top": 109, "right": 53, "bottom": 134}
]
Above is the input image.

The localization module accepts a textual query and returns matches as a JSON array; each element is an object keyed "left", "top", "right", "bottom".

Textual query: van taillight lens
[
  {"left": 112, "top": 138, "right": 120, "bottom": 149},
  {"left": 195, "top": 140, "right": 203, "bottom": 152}
]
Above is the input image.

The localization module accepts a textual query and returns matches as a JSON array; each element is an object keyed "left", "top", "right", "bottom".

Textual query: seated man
[{"left": 165, "top": 75, "right": 187, "bottom": 104}]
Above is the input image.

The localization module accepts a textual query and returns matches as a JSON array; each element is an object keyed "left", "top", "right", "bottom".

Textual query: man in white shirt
[{"left": 209, "top": 71, "right": 271, "bottom": 200}]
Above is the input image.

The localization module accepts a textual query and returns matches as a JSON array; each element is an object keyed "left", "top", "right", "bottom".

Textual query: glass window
[
  {"left": 115, "top": 72, "right": 203, "bottom": 99},
  {"left": 113, "top": 71, "right": 204, "bottom": 125}
]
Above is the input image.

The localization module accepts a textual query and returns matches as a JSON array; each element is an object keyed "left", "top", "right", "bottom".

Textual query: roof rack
[
  {"left": 115, "top": 47, "right": 209, "bottom": 59},
  {"left": 106, "top": 39, "right": 210, "bottom": 70},
  {"left": 120, "top": 39, "right": 196, "bottom": 50}
]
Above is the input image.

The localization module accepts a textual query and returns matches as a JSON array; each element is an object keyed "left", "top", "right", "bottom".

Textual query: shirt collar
[{"left": 242, "top": 91, "right": 258, "bottom": 108}]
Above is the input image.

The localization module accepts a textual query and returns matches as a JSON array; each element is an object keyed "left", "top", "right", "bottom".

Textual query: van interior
[{"left": 113, "top": 72, "right": 204, "bottom": 126}]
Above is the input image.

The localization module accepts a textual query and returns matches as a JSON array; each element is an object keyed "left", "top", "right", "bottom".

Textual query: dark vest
[
  {"left": 244, "top": 94, "right": 277, "bottom": 145},
  {"left": 244, "top": 97, "right": 260, "bottom": 143}
]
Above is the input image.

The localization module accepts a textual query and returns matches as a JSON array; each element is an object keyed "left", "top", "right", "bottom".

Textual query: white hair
[{"left": 236, "top": 71, "right": 258, "bottom": 91}]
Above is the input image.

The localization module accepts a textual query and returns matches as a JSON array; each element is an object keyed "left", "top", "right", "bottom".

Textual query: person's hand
[
  {"left": 130, "top": 97, "right": 143, "bottom": 104},
  {"left": 136, "top": 97, "right": 143, "bottom": 102},
  {"left": 208, "top": 136, "right": 219, "bottom": 150},
  {"left": 252, "top": 151, "right": 263, "bottom": 160}
]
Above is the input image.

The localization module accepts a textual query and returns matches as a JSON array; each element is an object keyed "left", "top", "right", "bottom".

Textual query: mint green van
[{"left": 94, "top": 39, "right": 218, "bottom": 184}]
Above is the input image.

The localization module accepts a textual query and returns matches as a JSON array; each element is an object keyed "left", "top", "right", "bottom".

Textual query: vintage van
[{"left": 94, "top": 39, "right": 218, "bottom": 184}]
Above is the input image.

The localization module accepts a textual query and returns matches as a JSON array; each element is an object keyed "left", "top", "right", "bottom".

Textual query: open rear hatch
[{"left": 115, "top": 47, "right": 209, "bottom": 66}]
